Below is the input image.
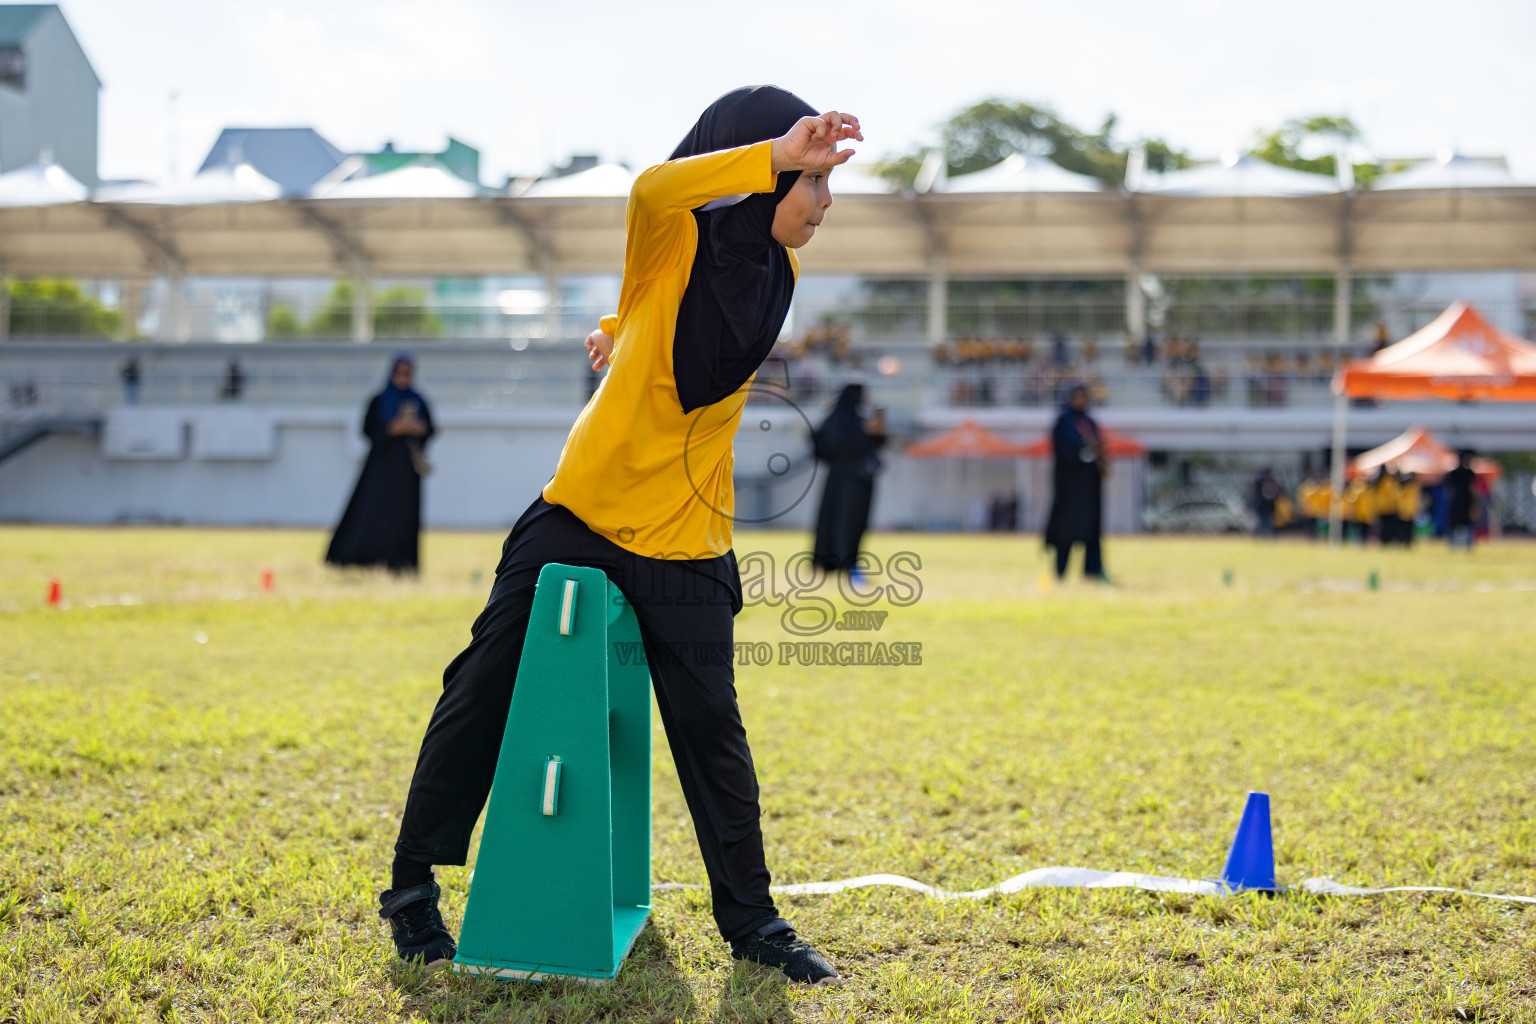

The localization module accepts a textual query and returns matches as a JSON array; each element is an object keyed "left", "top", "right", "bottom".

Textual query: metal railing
[
  {"left": 0, "top": 351, "right": 1439, "bottom": 415},
  {"left": 7, "top": 298, "right": 1533, "bottom": 344}
]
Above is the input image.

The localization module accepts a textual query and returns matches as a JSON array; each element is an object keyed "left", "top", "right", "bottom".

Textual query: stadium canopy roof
[
  {"left": 0, "top": 159, "right": 88, "bottom": 208},
  {"left": 1, "top": 169, "right": 1534, "bottom": 280},
  {"left": 945, "top": 153, "right": 1102, "bottom": 193}
]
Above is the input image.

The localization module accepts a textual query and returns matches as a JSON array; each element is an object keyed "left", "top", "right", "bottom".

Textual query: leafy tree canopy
[
  {"left": 7, "top": 279, "right": 124, "bottom": 338},
  {"left": 1251, "top": 115, "right": 1360, "bottom": 177},
  {"left": 875, "top": 99, "right": 1192, "bottom": 188},
  {"left": 877, "top": 102, "right": 1411, "bottom": 190}
]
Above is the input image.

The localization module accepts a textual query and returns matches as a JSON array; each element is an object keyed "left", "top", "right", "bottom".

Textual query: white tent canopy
[
  {"left": 945, "top": 154, "right": 1102, "bottom": 193},
  {"left": 0, "top": 160, "right": 89, "bottom": 208},
  {"left": 1373, "top": 151, "right": 1526, "bottom": 190},
  {"left": 1142, "top": 153, "right": 1341, "bottom": 197},
  {"left": 313, "top": 163, "right": 482, "bottom": 200},
  {"left": 95, "top": 163, "right": 283, "bottom": 205},
  {"left": 519, "top": 163, "right": 635, "bottom": 198}
]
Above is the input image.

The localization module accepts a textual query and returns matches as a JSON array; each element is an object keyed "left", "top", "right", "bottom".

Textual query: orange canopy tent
[
  {"left": 1325, "top": 302, "right": 1534, "bottom": 542},
  {"left": 1346, "top": 425, "right": 1502, "bottom": 484},
  {"left": 907, "top": 420, "right": 1150, "bottom": 533},
  {"left": 905, "top": 419, "right": 1033, "bottom": 530},
  {"left": 1019, "top": 427, "right": 1147, "bottom": 460},
  {"left": 905, "top": 418, "right": 1033, "bottom": 458},
  {"left": 1333, "top": 302, "right": 1536, "bottom": 402}
]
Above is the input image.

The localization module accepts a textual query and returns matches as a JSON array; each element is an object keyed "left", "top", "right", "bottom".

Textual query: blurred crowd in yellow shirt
[{"left": 1293, "top": 468, "right": 1422, "bottom": 544}]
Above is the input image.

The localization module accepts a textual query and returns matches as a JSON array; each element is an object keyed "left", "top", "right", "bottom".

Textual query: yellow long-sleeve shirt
[{"left": 542, "top": 140, "right": 798, "bottom": 558}]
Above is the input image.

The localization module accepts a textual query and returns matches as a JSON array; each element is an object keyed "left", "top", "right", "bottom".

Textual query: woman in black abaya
[
  {"left": 1044, "top": 383, "right": 1107, "bottom": 581},
  {"left": 326, "top": 354, "right": 434, "bottom": 573},
  {"left": 812, "top": 383, "right": 886, "bottom": 573}
]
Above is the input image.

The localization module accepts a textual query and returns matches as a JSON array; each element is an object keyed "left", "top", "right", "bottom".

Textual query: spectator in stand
[
  {"left": 1371, "top": 321, "right": 1392, "bottom": 355},
  {"left": 119, "top": 356, "right": 141, "bottom": 405},
  {"left": 1190, "top": 364, "right": 1212, "bottom": 406},
  {"left": 1140, "top": 333, "right": 1157, "bottom": 365},
  {"left": 1264, "top": 354, "right": 1288, "bottom": 407},
  {"left": 1444, "top": 451, "right": 1479, "bottom": 551},
  {"left": 220, "top": 359, "right": 246, "bottom": 402},
  {"left": 1251, "top": 467, "right": 1281, "bottom": 537},
  {"left": 1051, "top": 332, "right": 1070, "bottom": 367}
]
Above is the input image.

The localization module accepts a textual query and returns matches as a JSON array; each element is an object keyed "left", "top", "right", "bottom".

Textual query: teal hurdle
[{"left": 452, "top": 563, "right": 652, "bottom": 983}]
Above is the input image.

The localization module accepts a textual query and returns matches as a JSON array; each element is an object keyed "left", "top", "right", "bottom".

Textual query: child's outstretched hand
[
  {"left": 585, "top": 327, "right": 614, "bottom": 371},
  {"left": 772, "top": 112, "right": 863, "bottom": 173}
]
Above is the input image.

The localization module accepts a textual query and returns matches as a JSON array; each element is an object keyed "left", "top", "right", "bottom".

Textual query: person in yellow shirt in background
[
  {"left": 1341, "top": 475, "right": 1372, "bottom": 543},
  {"left": 1297, "top": 474, "right": 1328, "bottom": 540},
  {"left": 1393, "top": 470, "right": 1422, "bottom": 546},
  {"left": 1371, "top": 466, "right": 1402, "bottom": 545},
  {"left": 379, "top": 88, "right": 859, "bottom": 986}
]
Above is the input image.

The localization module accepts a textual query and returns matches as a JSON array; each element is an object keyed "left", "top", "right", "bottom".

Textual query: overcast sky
[{"left": 58, "top": 0, "right": 1536, "bottom": 185}]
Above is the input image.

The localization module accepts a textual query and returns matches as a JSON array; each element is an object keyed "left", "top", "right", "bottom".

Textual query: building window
[{"left": 0, "top": 47, "right": 23, "bottom": 89}]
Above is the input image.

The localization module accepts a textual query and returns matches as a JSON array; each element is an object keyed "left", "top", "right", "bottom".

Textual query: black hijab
[
  {"left": 668, "top": 86, "right": 817, "bottom": 413},
  {"left": 814, "top": 383, "right": 866, "bottom": 460}
]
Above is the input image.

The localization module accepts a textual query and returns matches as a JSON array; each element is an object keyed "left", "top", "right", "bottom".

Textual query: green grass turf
[{"left": 2, "top": 526, "right": 1534, "bottom": 1023}]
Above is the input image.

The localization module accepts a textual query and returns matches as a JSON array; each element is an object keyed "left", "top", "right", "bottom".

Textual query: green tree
[
  {"left": 308, "top": 280, "right": 356, "bottom": 338},
  {"left": 373, "top": 286, "right": 440, "bottom": 338},
  {"left": 305, "top": 280, "right": 440, "bottom": 339},
  {"left": 1248, "top": 115, "right": 1407, "bottom": 186},
  {"left": 1250, "top": 115, "right": 1360, "bottom": 177},
  {"left": 265, "top": 302, "right": 304, "bottom": 338},
  {"left": 875, "top": 99, "right": 1191, "bottom": 188},
  {"left": 6, "top": 279, "right": 124, "bottom": 338}
]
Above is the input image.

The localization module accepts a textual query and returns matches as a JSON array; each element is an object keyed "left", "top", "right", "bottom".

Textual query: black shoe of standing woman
[
  {"left": 731, "top": 921, "right": 841, "bottom": 985},
  {"left": 379, "top": 881, "right": 457, "bottom": 967}
]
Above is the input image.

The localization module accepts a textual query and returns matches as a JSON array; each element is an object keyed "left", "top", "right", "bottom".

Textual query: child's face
[{"left": 770, "top": 169, "right": 834, "bottom": 248}]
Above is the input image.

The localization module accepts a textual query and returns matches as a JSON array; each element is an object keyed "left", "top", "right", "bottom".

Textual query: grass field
[{"left": 2, "top": 527, "right": 1534, "bottom": 1023}]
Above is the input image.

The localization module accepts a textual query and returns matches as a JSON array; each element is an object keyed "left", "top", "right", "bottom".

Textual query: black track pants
[{"left": 393, "top": 497, "right": 780, "bottom": 942}]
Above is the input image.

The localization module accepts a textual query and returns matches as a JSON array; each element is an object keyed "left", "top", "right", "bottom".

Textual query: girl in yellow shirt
[{"left": 380, "top": 87, "right": 859, "bottom": 987}]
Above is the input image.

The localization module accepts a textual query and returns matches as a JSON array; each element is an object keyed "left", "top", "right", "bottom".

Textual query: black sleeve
[
  {"left": 362, "top": 395, "right": 384, "bottom": 443},
  {"left": 1052, "top": 414, "right": 1079, "bottom": 462}
]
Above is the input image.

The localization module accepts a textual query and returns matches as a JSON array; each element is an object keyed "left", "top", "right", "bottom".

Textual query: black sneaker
[
  {"left": 731, "top": 922, "right": 841, "bottom": 986},
  {"left": 378, "top": 881, "right": 457, "bottom": 967}
]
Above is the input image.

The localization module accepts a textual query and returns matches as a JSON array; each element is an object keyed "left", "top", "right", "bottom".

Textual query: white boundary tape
[
  {"left": 1298, "top": 877, "right": 1536, "bottom": 905},
  {"left": 654, "top": 867, "right": 1536, "bottom": 904}
]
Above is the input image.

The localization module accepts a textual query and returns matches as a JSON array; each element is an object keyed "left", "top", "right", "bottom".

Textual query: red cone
[
  {"left": 47, "top": 579, "right": 61, "bottom": 606},
  {"left": 260, "top": 569, "right": 274, "bottom": 592}
]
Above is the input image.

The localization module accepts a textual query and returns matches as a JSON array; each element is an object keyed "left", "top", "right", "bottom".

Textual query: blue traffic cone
[{"left": 1219, "top": 791, "right": 1276, "bottom": 891}]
